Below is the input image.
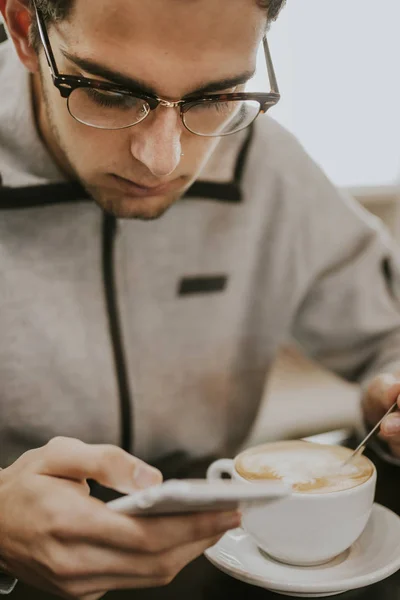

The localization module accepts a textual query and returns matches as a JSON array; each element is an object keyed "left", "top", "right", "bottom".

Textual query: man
[{"left": 0, "top": 0, "right": 399, "bottom": 597}]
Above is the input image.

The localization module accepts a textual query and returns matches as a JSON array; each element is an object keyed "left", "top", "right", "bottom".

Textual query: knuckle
[
  {"left": 93, "top": 445, "right": 125, "bottom": 479},
  {"left": 46, "top": 436, "right": 70, "bottom": 449},
  {"left": 367, "top": 374, "right": 397, "bottom": 399},
  {"left": 43, "top": 553, "right": 75, "bottom": 580},
  {"left": 46, "top": 436, "right": 85, "bottom": 455}
]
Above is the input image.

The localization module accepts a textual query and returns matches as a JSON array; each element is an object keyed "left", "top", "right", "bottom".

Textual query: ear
[{"left": 0, "top": 0, "right": 40, "bottom": 72}]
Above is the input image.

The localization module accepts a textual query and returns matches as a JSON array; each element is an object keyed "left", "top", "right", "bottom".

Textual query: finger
[
  {"left": 380, "top": 413, "right": 400, "bottom": 438},
  {"left": 363, "top": 374, "right": 400, "bottom": 425},
  {"left": 70, "top": 534, "right": 224, "bottom": 594},
  {"left": 37, "top": 437, "right": 162, "bottom": 495},
  {"left": 64, "top": 505, "right": 240, "bottom": 553},
  {"left": 132, "top": 510, "right": 241, "bottom": 553},
  {"left": 75, "top": 577, "right": 170, "bottom": 597}
]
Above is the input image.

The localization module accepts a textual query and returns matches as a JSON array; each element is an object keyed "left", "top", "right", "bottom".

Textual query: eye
[
  {"left": 189, "top": 100, "right": 234, "bottom": 114},
  {"left": 84, "top": 88, "right": 143, "bottom": 110}
]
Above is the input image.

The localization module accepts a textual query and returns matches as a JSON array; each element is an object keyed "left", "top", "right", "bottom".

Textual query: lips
[{"left": 111, "top": 174, "right": 183, "bottom": 198}]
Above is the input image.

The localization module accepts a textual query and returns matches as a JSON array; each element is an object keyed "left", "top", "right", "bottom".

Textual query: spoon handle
[{"left": 343, "top": 399, "right": 398, "bottom": 466}]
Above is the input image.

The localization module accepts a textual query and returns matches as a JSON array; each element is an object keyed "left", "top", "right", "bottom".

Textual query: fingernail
[
  {"left": 383, "top": 415, "right": 400, "bottom": 435},
  {"left": 133, "top": 463, "right": 162, "bottom": 489}
]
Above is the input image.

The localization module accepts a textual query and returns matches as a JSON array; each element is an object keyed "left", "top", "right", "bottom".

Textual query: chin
[{"left": 88, "top": 187, "right": 182, "bottom": 220}]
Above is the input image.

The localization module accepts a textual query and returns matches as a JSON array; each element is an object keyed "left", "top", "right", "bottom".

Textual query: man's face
[{"left": 35, "top": 0, "right": 265, "bottom": 219}]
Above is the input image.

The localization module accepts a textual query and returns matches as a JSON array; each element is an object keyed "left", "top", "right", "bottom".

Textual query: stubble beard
[
  {"left": 40, "top": 74, "right": 185, "bottom": 220},
  {"left": 96, "top": 187, "right": 185, "bottom": 220}
]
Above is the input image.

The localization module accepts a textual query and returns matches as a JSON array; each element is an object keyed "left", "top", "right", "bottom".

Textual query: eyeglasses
[{"left": 32, "top": 0, "right": 280, "bottom": 137}]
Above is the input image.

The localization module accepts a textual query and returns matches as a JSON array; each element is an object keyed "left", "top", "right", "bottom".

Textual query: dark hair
[{"left": 29, "top": 0, "right": 286, "bottom": 49}]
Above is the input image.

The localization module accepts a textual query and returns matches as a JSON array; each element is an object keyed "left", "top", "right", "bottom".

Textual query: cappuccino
[{"left": 235, "top": 441, "right": 373, "bottom": 493}]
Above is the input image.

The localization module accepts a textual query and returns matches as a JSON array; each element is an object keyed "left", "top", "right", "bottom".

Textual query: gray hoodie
[{"left": 1, "top": 39, "right": 400, "bottom": 474}]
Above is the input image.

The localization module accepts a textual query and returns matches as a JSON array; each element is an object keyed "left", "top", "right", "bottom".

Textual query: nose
[{"left": 129, "top": 107, "right": 183, "bottom": 178}]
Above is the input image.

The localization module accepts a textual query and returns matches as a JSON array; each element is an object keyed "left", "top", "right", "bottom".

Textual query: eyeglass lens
[{"left": 67, "top": 86, "right": 261, "bottom": 135}]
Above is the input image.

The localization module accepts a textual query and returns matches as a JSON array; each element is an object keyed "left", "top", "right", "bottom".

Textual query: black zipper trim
[
  {"left": 0, "top": 124, "right": 254, "bottom": 209},
  {"left": 0, "top": 182, "right": 90, "bottom": 208},
  {"left": 102, "top": 213, "right": 133, "bottom": 453},
  {"left": 0, "top": 179, "right": 241, "bottom": 207},
  {"left": 184, "top": 181, "right": 241, "bottom": 203},
  {"left": 234, "top": 123, "right": 255, "bottom": 184}
]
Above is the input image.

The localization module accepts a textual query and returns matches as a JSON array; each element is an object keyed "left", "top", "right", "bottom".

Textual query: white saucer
[{"left": 205, "top": 503, "right": 400, "bottom": 598}]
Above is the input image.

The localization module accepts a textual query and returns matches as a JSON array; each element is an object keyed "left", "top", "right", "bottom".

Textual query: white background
[{"left": 250, "top": 0, "right": 400, "bottom": 188}]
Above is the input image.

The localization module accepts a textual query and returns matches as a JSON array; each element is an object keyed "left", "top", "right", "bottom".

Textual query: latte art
[{"left": 235, "top": 441, "right": 373, "bottom": 493}]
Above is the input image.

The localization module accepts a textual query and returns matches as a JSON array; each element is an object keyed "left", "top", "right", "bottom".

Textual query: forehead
[{"left": 57, "top": 0, "right": 266, "bottom": 96}]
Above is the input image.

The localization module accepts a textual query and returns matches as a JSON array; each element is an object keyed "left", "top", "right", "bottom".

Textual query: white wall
[{"left": 250, "top": 1, "right": 400, "bottom": 188}]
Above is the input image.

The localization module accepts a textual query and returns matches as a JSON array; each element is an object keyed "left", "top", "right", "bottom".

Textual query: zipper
[{"left": 102, "top": 213, "right": 133, "bottom": 453}]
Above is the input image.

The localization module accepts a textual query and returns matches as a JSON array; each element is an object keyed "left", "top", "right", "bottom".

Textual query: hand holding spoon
[{"left": 342, "top": 399, "right": 399, "bottom": 467}]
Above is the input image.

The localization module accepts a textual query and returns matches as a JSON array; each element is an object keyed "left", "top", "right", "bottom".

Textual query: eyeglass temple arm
[
  {"left": 263, "top": 36, "right": 279, "bottom": 95},
  {"left": 31, "top": 0, "right": 60, "bottom": 77},
  {"left": 31, "top": 3, "right": 278, "bottom": 99}
]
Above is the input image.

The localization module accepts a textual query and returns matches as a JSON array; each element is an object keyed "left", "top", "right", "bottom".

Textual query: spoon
[{"left": 342, "top": 398, "right": 399, "bottom": 467}]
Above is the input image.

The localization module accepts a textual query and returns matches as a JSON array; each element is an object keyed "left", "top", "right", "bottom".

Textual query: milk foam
[
  {"left": 240, "top": 450, "right": 358, "bottom": 485},
  {"left": 236, "top": 441, "right": 373, "bottom": 494}
]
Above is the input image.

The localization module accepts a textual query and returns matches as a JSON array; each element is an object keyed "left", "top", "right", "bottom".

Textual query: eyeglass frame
[{"left": 32, "top": 0, "right": 281, "bottom": 135}]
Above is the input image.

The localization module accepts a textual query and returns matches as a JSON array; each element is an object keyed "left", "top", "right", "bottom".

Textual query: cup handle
[{"left": 206, "top": 459, "right": 234, "bottom": 481}]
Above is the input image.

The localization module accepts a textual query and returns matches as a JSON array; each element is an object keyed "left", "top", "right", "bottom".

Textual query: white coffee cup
[{"left": 207, "top": 441, "right": 376, "bottom": 566}]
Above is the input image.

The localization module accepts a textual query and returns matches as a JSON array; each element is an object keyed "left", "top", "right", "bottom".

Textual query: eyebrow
[{"left": 60, "top": 49, "right": 255, "bottom": 97}]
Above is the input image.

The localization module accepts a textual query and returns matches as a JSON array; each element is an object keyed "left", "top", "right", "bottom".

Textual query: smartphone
[{"left": 106, "top": 479, "right": 291, "bottom": 516}]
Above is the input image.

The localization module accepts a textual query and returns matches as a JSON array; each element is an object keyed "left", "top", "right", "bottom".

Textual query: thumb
[
  {"left": 363, "top": 374, "right": 400, "bottom": 425},
  {"left": 35, "top": 437, "right": 162, "bottom": 495}
]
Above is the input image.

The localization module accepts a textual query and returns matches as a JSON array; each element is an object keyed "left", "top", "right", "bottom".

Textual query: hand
[
  {"left": 0, "top": 437, "right": 240, "bottom": 600},
  {"left": 362, "top": 373, "right": 400, "bottom": 458}
]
